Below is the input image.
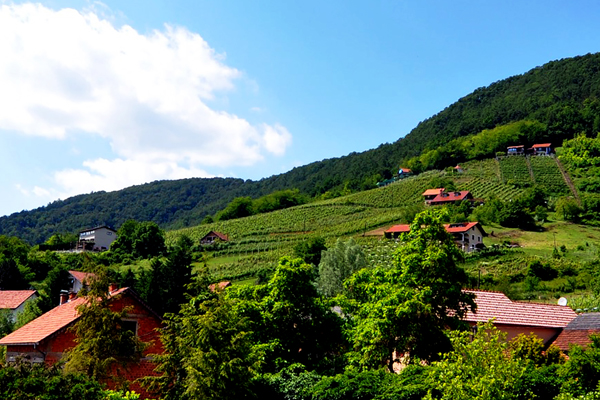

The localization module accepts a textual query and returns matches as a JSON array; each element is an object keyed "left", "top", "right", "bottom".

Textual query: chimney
[
  {"left": 108, "top": 283, "right": 119, "bottom": 294},
  {"left": 59, "top": 290, "right": 69, "bottom": 305},
  {"left": 68, "top": 291, "right": 77, "bottom": 301}
]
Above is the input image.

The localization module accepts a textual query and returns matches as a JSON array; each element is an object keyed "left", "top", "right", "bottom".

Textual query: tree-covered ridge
[{"left": 4, "top": 53, "right": 600, "bottom": 243}]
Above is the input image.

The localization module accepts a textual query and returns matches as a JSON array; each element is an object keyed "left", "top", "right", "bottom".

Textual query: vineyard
[
  {"left": 498, "top": 156, "right": 533, "bottom": 188},
  {"left": 529, "top": 156, "right": 569, "bottom": 195},
  {"left": 165, "top": 156, "right": 573, "bottom": 282}
]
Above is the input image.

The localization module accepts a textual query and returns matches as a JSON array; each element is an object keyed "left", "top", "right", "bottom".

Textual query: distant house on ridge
[
  {"left": 398, "top": 168, "right": 412, "bottom": 178},
  {"left": 530, "top": 143, "right": 552, "bottom": 155},
  {"left": 507, "top": 145, "right": 525, "bottom": 155},
  {"left": 77, "top": 226, "right": 117, "bottom": 251}
]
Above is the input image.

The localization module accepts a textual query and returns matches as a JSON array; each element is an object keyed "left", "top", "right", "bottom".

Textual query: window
[{"left": 121, "top": 320, "right": 138, "bottom": 336}]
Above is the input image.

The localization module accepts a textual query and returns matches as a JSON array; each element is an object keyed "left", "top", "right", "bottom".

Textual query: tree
[
  {"left": 216, "top": 196, "right": 254, "bottom": 221},
  {"left": 556, "top": 196, "right": 583, "bottom": 222},
  {"left": 145, "top": 291, "right": 264, "bottom": 400},
  {"left": 424, "top": 323, "right": 531, "bottom": 400},
  {"left": 63, "top": 269, "right": 148, "bottom": 388},
  {"left": 110, "top": 220, "right": 166, "bottom": 261},
  {"left": 317, "top": 238, "right": 367, "bottom": 297},
  {"left": 345, "top": 209, "right": 475, "bottom": 371},
  {"left": 294, "top": 236, "right": 327, "bottom": 266}
]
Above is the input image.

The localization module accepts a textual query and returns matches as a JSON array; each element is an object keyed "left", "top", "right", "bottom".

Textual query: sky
[{"left": 1, "top": 1, "right": 600, "bottom": 217}]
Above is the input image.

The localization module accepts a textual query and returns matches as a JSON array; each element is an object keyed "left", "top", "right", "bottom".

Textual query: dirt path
[{"left": 554, "top": 156, "right": 581, "bottom": 205}]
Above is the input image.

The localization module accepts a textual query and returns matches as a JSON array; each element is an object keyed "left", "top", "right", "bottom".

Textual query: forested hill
[{"left": 4, "top": 52, "right": 600, "bottom": 243}]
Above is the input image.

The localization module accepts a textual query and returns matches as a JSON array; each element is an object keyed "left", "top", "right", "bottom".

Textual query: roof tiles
[
  {"left": 0, "top": 290, "right": 37, "bottom": 310},
  {"left": 465, "top": 290, "right": 577, "bottom": 328}
]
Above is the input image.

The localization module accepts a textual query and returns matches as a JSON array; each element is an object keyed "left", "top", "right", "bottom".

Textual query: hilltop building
[{"left": 77, "top": 226, "right": 117, "bottom": 251}]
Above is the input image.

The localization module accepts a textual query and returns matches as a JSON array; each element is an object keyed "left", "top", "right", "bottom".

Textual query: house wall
[{"left": 468, "top": 322, "right": 560, "bottom": 346}]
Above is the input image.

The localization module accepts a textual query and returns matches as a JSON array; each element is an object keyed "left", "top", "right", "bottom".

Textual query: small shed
[
  {"left": 530, "top": 143, "right": 552, "bottom": 155},
  {"left": 507, "top": 145, "right": 525, "bottom": 155},
  {"left": 200, "top": 231, "right": 229, "bottom": 245}
]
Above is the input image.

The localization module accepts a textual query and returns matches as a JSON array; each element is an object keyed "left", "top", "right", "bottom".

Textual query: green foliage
[
  {"left": 0, "top": 309, "right": 13, "bottom": 338},
  {"left": 109, "top": 220, "right": 166, "bottom": 261},
  {"left": 559, "top": 335, "right": 600, "bottom": 396},
  {"left": 294, "top": 236, "right": 327, "bottom": 266},
  {"left": 13, "top": 297, "right": 42, "bottom": 330},
  {"left": 0, "top": 361, "right": 105, "bottom": 400},
  {"left": 216, "top": 196, "right": 254, "bottom": 221},
  {"left": 556, "top": 196, "right": 583, "bottom": 222},
  {"left": 425, "top": 322, "right": 530, "bottom": 400},
  {"left": 146, "top": 291, "right": 264, "bottom": 400},
  {"left": 317, "top": 238, "right": 367, "bottom": 297},
  {"left": 345, "top": 209, "right": 475, "bottom": 371}
]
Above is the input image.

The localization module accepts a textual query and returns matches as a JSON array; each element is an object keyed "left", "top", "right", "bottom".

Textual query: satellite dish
[{"left": 558, "top": 297, "right": 568, "bottom": 306}]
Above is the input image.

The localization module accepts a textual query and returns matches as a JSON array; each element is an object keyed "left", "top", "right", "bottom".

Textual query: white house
[{"left": 77, "top": 225, "right": 117, "bottom": 251}]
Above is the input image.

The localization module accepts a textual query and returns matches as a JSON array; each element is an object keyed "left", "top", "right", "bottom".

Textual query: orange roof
[
  {"left": 69, "top": 270, "right": 96, "bottom": 284},
  {"left": 507, "top": 145, "right": 525, "bottom": 149},
  {"left": 0, "top": 290, "right": 37, "bottom": 310},
  {"left": 444, "top": 222, "right": 481, "bottom": 234},
  {"left": 532, "top": 143, "right": 552, "bottom": 148},
  {"left": 0, "top": 287, "right": 128, "bottom": 346},
  {"left": 464, "top": 290, "right": 577, "bottom": 328},
  {"left": 422, "top": 188, "right": 445, "bottom": 196},
  {"left": 399, "top": 168, "right": 411, "bottom": 173},
  {"left": 385, "top": 224, "right": 411, "bottom": 234}
]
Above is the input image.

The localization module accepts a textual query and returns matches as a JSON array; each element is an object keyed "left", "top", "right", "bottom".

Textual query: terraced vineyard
[
  {"left": 498, "top": 156, "right": 533, "bottom": 187},
  {"left": 529, "top": 156, "right": 569, "bottom": 195},
  {"left": 459, "top": 177, "right": 525, "bottom": 201}
]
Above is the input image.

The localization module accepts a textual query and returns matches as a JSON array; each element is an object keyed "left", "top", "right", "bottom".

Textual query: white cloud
[{"left": 0, "top": 3, "right": 292, "bottom": 197}]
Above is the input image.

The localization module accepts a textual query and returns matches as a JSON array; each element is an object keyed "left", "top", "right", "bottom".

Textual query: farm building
[
  {"left": 200, "top": 231, "right": 229, "bottom": 245},
  {"left": 428, "top": 190, "right": 473, "bottom": 206},
  {"left": 507, "top": 145, "right": 525, "bottom": 155},
  {"left": 530, "top": 143, "right": 552, "bottom": 155},
  {"left": 422, "top": 188, "right": 445, "bottom": 203},
  {"left": 385, "top": 221, "right": 486, "bottom": 253}
]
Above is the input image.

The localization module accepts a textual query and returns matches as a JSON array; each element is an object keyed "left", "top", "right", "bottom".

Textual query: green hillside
[{"left": 5, "top": 52, "right": 600, "bottom": 243}]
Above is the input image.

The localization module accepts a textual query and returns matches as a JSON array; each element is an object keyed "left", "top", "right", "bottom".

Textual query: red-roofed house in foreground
[
  {"left": 465, "top": 290, "right": 577, "bottom": 345},
  {"left": 0, "top": 290, "right": 37, "bottom": 323},
  {"left": 0, "top": 286, "right": 162, "bottom": 398}
]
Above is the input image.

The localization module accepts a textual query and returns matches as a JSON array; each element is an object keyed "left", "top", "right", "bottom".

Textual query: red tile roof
[
  {"left": 507, "top": 145, "right": 525, "bottom": 149},
  {"left": 69, "top": 270, "right": 96, "bottom": 284},
  {"left": 552, "top": 313, "right": 600, "bottom": 351},
  {"left": 0, "top": 290, "right": 37, "bottom": 310},
  {"left": 553, "top": 329, "right": 597, "bottom": 351},
  {"left": 208, "top": 281, "right": 232, "bottom": 292},
  {"left": 532, "top": 143, "right": 552, "bottom": 148},
  {"left": 464, "top": 290, "right": 577, "bottom": 328},
  {"left": 399, "top": 168, "right": 412, "bottom": 173},
  {"left": 385, "top": 224, "right": 411, "bottom": 234},
  {"left": 430, "top": 191, "right": 471, "bottom": 203},
  {"left": 0, "top": 288, "right": 129, "bottom": 346},
  {"left": 422, "top": 188, "right": 445, "bottom": 196},
  {"left": 444, "top": 222, "right": 481, "bottom": 233}
]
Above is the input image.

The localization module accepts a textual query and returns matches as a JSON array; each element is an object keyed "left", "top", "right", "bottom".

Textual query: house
[
  {"left": 552, "top": 313, "right": 600, "bottom": 352},
  {"left": 422, "top": 188, "right": 445, "bottom": 204},
  {"left": 384, "top": 221, "right": 486, "bottom": 252},
  {"left": 507, "top": 145, "right": 525, "bottom": 155},
  {"left": 454, "top": 165, "right": 464, "bottom": 173},
  {"left": 68, "top": 270, "right": 96, "bottom": 294},
  {"left": 428, "top": 190, "right": 473, "bottom": 206},
  {"left": 398, "top": 168, "right": 412, "bottom": 178},
  {"left": 77, "top": 226, "right": 117, "bottom": 251},
  {"left": 384, "top": 224, "right": 411, "bottom": 239},
  {"left": 530, "top": 143, "right": 552, "bottom": 156},
  {"left": 0, "top": 290, "right": 37, "bottom": 323},
  {"left": 445, "top": 222, "right": 486, "bottom": 252},
  {"left": 200, "top": 231, "right": 229, "bottom": 245},
  {"left": 464, "top": 290, "right": 577, "bottom": 345},
  {"left": 0, "top": 285, "right": 162, "bottom": 398}
]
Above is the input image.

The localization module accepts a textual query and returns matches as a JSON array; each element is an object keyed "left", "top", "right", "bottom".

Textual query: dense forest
[{"left": 4, "top": 53, "right": 600, "bottom": 243}]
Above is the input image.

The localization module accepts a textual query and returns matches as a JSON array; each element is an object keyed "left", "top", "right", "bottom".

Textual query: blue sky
[{"left": 1, "top": 1, "right": 600, "bottom": 217}]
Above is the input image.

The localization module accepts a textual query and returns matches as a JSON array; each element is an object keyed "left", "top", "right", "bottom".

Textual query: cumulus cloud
[{"left": 0, "top": 3, "right": 292, "bottom": 196}]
